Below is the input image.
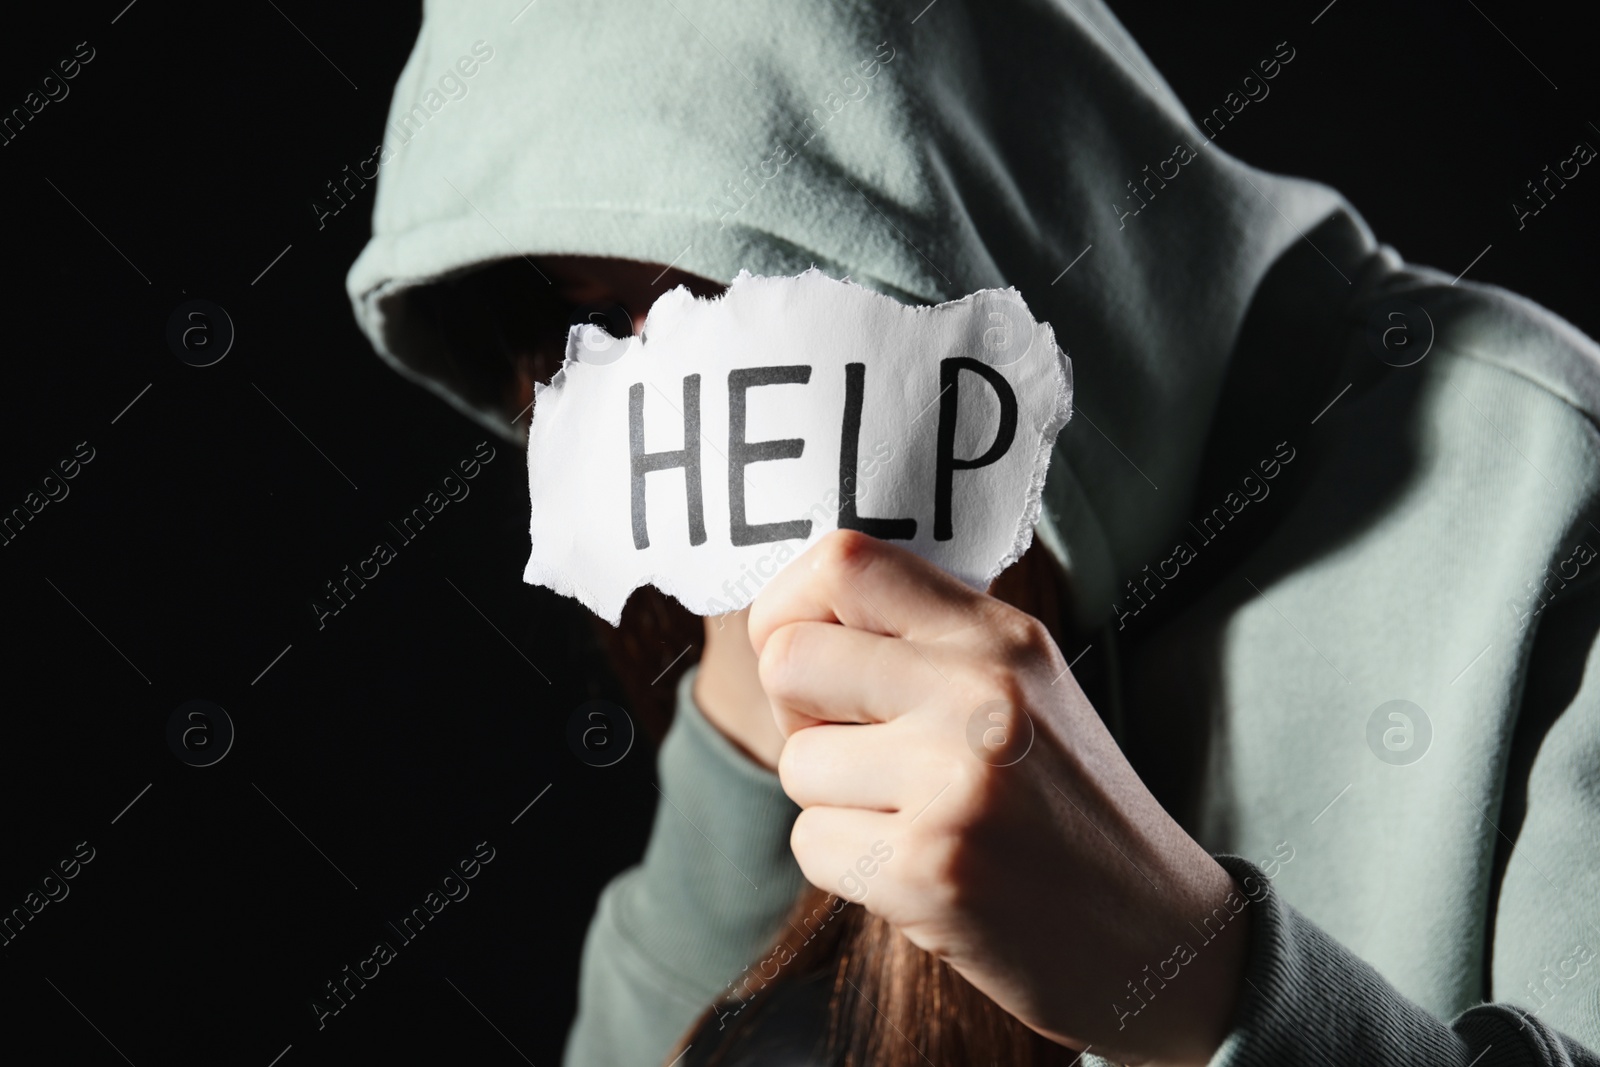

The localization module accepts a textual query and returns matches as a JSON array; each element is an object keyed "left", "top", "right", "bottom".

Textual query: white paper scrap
[{"left": 523, "top": 269, "right": 1073, "bottom": 625}]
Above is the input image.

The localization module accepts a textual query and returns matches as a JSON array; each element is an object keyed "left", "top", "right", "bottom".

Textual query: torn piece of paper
[{"left": 524, "top": 269, "right": 1073, "bottom": 625}]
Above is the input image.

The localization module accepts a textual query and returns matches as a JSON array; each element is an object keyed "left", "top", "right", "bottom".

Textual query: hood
[{"left": 347, "top": 0, "right": 1372, "bottom": 626}]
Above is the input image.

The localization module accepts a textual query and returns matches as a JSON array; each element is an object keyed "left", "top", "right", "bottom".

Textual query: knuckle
[
  {"left": 901, "top": 824, "right": 973, "bottom": 909},
  {"left": 816, "top": 527, "right": 878, "bottom": 574},
  {"left": 962, "top": 659, "right": 1027, "bottom": 709},
  {"left": 745, "top": 597, "right": 774, "bottom": 645},
  {"left": 758, "top": 623, "right": 805, "bottom": 697},
  {"left": 790, "top": 807, "right": 822, "bottom": 859},
  {"left": 776, "top": 728, "right": 813, "bottom": 793},
  {"left": 995, "top": 609, "right": 1055, "bottom": 665},
  {"left": 947, "top": 750, "right": 1002, "bottom": 818}
]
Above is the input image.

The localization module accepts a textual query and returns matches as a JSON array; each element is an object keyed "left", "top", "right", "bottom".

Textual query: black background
[{"left": 0, "top": 2, "right": 1593, "bottom": 1064}]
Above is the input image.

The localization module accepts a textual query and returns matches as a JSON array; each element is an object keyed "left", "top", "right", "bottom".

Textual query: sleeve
[
  {"left": 1084, "top": 582, "right": 1600, "bottom": 1067},
  {"left": 562, "top": 664, "right": 808, "bottom": 1067},
  {"left": 1207, "top": 855, "right": 1600, "bottom": 1067},
  {"left": 1081, "top": 575, "right": 1600, "bottom": 1067},
  {"left": 1082, "top": 855, "right": 1600, "bottom": 1067}
]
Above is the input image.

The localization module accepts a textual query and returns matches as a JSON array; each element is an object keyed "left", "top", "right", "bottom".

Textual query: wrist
[
  {"left": 1099, "top": 854, "right": 1252, "bottom": 1067},
  {"left": 1151, "top": 863, "right": 1254, "bottom": 1067}
]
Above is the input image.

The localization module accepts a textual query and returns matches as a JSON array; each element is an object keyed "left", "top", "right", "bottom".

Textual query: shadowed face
[{"left": 511, "top": 255, "right": 724, "bottom": 434}]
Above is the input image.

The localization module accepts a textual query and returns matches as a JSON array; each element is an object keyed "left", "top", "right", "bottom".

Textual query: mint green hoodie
[{"left": 347, "top": 1, "right": 1600, "bottom": 1064}]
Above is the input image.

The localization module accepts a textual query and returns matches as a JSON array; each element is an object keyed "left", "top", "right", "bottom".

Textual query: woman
[{"left": 346, "top": 1, "right": 1600, "bottom": 1063}]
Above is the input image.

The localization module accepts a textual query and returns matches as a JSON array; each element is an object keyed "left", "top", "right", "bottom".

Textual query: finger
[
  {"left": 789, "top": 805, "right": 904, "bottom": 905},
  {"left": 748, "top": 530, "right": 988, "bottom": 657},
  {"left": 760, "top": 620, "right": 947, "bottom": 734},
  {"left": 778, "top": 720, "right": 931, "bottom": 811}
]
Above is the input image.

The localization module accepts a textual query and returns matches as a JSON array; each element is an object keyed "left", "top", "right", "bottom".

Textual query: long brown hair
[{"left": 413, "top": 260, "right": 1089, "bottom": 1064}]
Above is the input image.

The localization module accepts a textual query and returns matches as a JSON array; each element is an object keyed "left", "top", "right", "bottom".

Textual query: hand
[{"left": 747, "top": 530, "right": 1253, "bottom": 1066}]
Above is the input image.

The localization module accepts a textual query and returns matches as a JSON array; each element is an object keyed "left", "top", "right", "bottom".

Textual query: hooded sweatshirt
[{"left": 347, "top": 2, "right": 1600, "bottom": 1065}]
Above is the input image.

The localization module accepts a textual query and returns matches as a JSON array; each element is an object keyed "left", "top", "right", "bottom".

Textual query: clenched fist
[{"left": 747, "top": 530, "right": 1253, "bottom": 1066}]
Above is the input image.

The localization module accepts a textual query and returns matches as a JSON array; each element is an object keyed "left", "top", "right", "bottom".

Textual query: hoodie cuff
[
  {"left": 1182, "top": 855, "right": 1583, "bottom": 1067},
  {"left": 604, "top": 664, "right": 806, "bottom": 1002}
]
